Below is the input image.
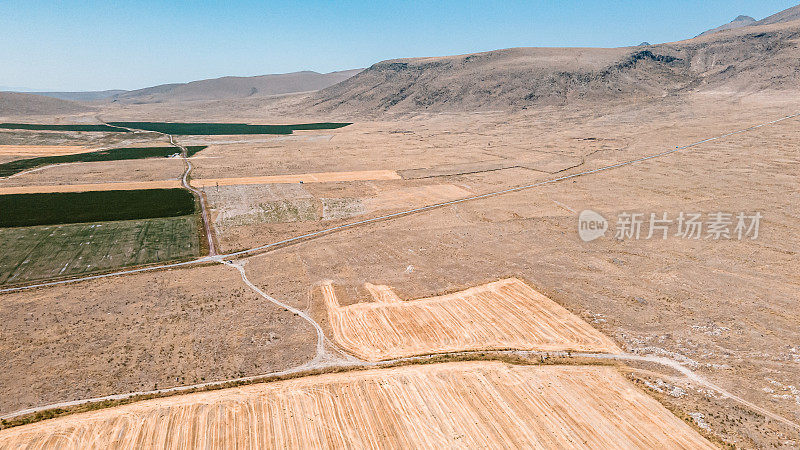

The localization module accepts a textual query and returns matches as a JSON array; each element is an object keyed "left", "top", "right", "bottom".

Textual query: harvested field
[
  {"left": 0, "top": 145, "right": 95, "bottom": 157},
  {"left": 322, "top": 278, "right": 621, "bottom": 360},
  {"left": 0, "top": 180, "right": 181, "bottom": 195},
  {"left": 0, "top": 362, "right": 714, "bottom": 448},
  {"left": 0, "top": 124, "right": 128, "bottom": 133},
  {"left": 192, "top": 169, "right": 401, "bottom": 187}
]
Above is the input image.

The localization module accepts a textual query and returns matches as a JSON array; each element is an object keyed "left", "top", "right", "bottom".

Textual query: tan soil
[
  {"left": 322, "top": 278, "right": 622, "bottom": 360},
  {"left": 0, "top": 145, "right": 96, "bottom": 157},
  {"left": 0, "top": 170, "right": 400, "bottom": 194},
  {"left": 191, "top": 170, "right": 401, "bottom": 187},
  {"left": 0, "top": 260, "right": 316, "bottom": 415},
  {"left": 1, "top": 84, "right": 798, "bottom": 446},
  {"left": 361, "top": 183, "right": 472, "bottom": 211},
  {"left": 0, "top": 180, "right": 181, "bottom": 194},
  {"left": 0, "top": 362, "right": 714, "bottom": 449}
]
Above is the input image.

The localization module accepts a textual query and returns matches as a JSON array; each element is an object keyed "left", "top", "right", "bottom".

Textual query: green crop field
[
  {"left": 0, "top": 189, "right": 196, "bottom": 227},
  {"left": 107, "top": 121, "right": 351, "bottom": 135},
  {"left": 0, "top": 216, "right": 200, "bottom": 285},
  {"left": 287, "top": 123, "right": 354, "bottom": 131},
  {"left": 0, "top": 122, "right": 351, "bottom": 135},
  {"left": 0, "top": 145, "right": 207, "bottom": 177},
  {"left": 0, "top": 123, "right": 130, "bottom": 132}
]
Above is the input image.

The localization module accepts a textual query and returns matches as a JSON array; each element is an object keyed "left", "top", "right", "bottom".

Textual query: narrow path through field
[
  {"left": 219, "top": 259, "right": 357, "bottom": 368},
  {"left": 576, "top": 352, "right": 800, "bottom": 431},
  {"left": 169, "top": 135, "right": 216, "bottom": 255},
  {"left": 91, "top": 117, "right": 217, "bottom": 255}
]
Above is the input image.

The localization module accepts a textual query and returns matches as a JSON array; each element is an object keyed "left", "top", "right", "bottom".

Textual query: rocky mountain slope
[{"left": 298, "top": 11, "right": 800, "bottom": 115}]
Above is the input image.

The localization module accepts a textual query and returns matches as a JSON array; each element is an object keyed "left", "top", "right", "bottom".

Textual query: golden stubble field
[
  {"left": 322, "top": 278, "right": 621, "bottom": 360},
  {"left": 0, "top": 362, "right": 714, "bottom": 449},
  {"left": 0, "top": 145, "right": 95, "bottom": 157}
]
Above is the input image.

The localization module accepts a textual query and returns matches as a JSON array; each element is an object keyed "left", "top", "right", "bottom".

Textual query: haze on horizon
[{"left": 1, "top": 0, "right": 797, "bottom": 92}]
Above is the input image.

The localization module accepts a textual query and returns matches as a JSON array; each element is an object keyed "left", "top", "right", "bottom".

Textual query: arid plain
[{"left": 2, "top": 9, "right": 800, "bottom": 449}]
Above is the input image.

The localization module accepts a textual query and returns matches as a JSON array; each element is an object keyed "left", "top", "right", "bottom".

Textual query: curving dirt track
[
  {"left": 0, "top": 362, "right": 714, "bottom": 449},
  {"left": 322, "top": 278, "right": 622, "bottom": 360}
]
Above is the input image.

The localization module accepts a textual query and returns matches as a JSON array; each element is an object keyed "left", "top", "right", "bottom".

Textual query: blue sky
[{"left": 1, "top": 0, "right": 796, "bottom": 91}]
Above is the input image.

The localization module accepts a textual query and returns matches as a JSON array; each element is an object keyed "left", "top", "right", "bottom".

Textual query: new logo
[{"left": 578, "top": 210, "right": 608, "bottom": 242}]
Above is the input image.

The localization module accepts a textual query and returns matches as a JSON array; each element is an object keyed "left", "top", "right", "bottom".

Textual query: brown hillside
[
  {"left": 0, "top": 92, "right": 95, "bottom": 116},
  {"left": 112, "top": 69, "right": 362, "bottom": 103},
  {"left": 299, "top": 19, "right": 800, "bottom": 116}
]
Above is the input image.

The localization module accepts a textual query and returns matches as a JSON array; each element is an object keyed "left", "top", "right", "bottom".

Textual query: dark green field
[
  {"left": 0, "top": 123, "right": 130, "bottom": 132},
  {"left": 0, "top": 216, "right": 200, "bottom": 285},
  {"left": 107, "top": 121, "right": 351, "bottom": 135},
  {"left": 0, "top": 146, "right": 207, "bottom": 177},
  {"left": 0, "top": 189, "right": 196, "bottom": 227}
]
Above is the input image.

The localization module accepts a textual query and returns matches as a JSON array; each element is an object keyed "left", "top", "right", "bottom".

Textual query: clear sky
[{"left": 1, "top": 0, "right": 796, "bottom": 91}]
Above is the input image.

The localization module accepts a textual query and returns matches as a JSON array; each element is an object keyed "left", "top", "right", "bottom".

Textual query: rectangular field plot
[
  {"left": 0, "top": 181, "right": 183, "bottom": 195},
  {"left": 0, "top": 189, "right": 195, "bottom": 227},
  {"left": 0, "top": 145, "right": 95, "bottom": 157},
  {"left": 0, "top": 146, "right": 206, "bottom": 177},
  {"left": 0, "top": 362, "right": 713, "bottom": 448},
  {"left": 323, "top": 278, "right": 621, "bottom": 360},
  {"left": 0, "top": 123, "right": 129, "bottom": 133},
  {"left": 0, "top": 216, "right": 199, "bottom": 285}
]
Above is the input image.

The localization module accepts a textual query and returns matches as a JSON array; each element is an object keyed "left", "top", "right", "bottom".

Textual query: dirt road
[{"left": 169, "top": 135, "right": 216, "bottom": 255}]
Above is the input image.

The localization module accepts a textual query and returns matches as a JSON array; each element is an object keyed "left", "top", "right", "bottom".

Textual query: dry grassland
[
  {"left": 191, "top": 169, "right": 401, "bottom": 187},
  {"left": 0, "top": 170, "right": 400, "bottom": 194},
  {"left": 0, "top": 362, "right": 714, "bottom": 449},
  {"left": 362, "top": 183, "right": 472, "bottom": 211},
  {"left": 322, "top": 278, "right": 622, "bottom": 360},
  {"left": 0, "top": 145, "right": 95, "bottom": 157}
]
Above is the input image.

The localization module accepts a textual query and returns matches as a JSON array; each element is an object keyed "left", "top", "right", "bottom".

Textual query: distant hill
[
  {"left": 697, "top": 3, "right": 800, "bottom": 37},
  {"left": 32, "top": 90, "right": 126, "bottom": 102},
  {"left": 298, "top": 10, "right": 800, "bottom": 115},
  {"left": 110, "top": 69, "right": 362, "bottom": 103},
  {"left": 302, "top": 47, "right": 665, "bottom": 114},
  {"left": 0, "top": 92, "right": 95, "bottom": 116},
  {"left": 697, "top": 15, "right": 756, "bottom": 37}
]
